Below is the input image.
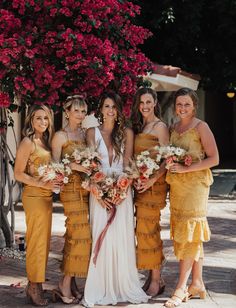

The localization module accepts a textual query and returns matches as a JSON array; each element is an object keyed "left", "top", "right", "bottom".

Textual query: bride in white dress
[{"left": 82, "top": 92, "right": 150, "bottom": 307}]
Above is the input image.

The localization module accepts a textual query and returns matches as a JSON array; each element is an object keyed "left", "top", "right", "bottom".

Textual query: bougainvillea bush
[{"left": 0, "top": 0, "right": 152, "bottom": 113}]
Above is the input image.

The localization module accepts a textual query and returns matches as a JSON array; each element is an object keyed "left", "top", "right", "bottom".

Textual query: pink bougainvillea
[
  {"left": 0, "top": 91, "right": 10, "bottom": 108},
  {"left": 0, "top": 0, "right": 153, "bottom": 112}
]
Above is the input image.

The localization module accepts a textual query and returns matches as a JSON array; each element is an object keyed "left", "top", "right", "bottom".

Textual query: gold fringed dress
[
  {"left": 60, "top": 139, "right": 91, "bottom": 277},
  {"left": 22, "top": 142, "right": 52, "bottom": 283},
  {"left": 134, "top": 133, "right": 168, "bottom": 270},
  {"left": 166, "top": 128, "right": 213, "bottom": 261}
]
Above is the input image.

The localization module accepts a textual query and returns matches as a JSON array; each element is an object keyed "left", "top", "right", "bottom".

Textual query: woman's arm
[
  {"left": 170, "top": 121, "right": 219, "bottom": 173},
  {"left": 51, "top": 131, "right": 65, "bottom": 162},
  {"left": 86, "top": 127, "right": 95, "bottom": 147},
  {"left": 14, "top": 138, "right": 54, "bottom": 189}
]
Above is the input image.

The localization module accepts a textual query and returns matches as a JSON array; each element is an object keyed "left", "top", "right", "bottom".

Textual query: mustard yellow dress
[
  {"left": 166, "top": 128, "right": 213, "bottom": 261},
  {"left": 22, "top": 142, "right": 52, "bottom": 283},
  {"left": 60, "top": 138, "right": 91, "bottom": 277},
  {"left": 134, "top": 133, "right": 168, "bottom": 270}
]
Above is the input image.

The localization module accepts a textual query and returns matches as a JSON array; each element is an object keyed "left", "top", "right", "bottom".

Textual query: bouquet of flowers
[
  {"left": 158, "top": 145, "right": 193, "bottom": 169},
  {"left": 125, "top": 148, "right": 161, "bottom": 188},
  {"left": 71, "top": 145, "right": 101, "bottom": 176},
  {"left": 38, "top": 157, "right": 72, "bottom": 193},
  {"left": 88, "top": 171, "right": 131, "bottom": 265}
]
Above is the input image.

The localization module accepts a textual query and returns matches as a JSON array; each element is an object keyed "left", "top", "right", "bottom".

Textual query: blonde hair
[
  {"left": 63, "top": 95, "right": 87, "bottom": 113},
  {"left": 22, "top": 104, "right": 54, "bottom": 149}
]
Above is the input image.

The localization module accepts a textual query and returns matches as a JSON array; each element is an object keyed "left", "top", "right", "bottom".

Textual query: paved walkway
[{"left": 0, "top": 170, "right": 236, "bottom": 307}]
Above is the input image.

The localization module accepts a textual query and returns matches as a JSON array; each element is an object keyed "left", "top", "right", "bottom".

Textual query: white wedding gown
[{"left": 82, "top": 127, "right": 149, "bottom": 307}]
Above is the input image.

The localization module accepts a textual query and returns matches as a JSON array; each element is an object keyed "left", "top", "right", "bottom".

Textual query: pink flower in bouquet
[
  {"left": 72, "top": 145, "right": 101, "bottom": 175},
  {"left": 125, "top": 149, "right": 160, "bottom": 187},
  {"left": 158, "top": 145, "right": 193, "bottom": 169},
  {"left": 92, "top": 171, "right": 106, "bottom": 183},
  {"left": 90, "top": 184, "right": 103, "bottom": 199},
  {"left": 184, "top": 155, "right": 193, "bottom": 166},
  {"left": 38, "top": 161, "right": 71, "bottom": 193},
  {"left": 117, "top": 175, "right": 131, "bottom": 191}
]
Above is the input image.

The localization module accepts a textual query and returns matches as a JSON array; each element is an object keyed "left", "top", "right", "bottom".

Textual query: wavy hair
[
  {"left": 131, "top": 87, "right": 161, "bottom": 134},
  {"left": 22, "top": 104, "right": 54, "bottom": 149},
  {"left": 95, "top": 92, "right": 126, "bottom": 161}
]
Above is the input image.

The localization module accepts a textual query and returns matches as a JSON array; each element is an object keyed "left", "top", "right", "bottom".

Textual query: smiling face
[
  {"left": 138, "top": 93, "right": 156, "bottom": 118},
  {"left": 101, "top": 98, "right": 117, "bottom": 121},
  {"left": 175, "top": 95, "right": 196, "bottom": 119},
  {"left": 66, "top": 102, "right": 87, "bottom": 125},
  {"left": 32, "top": 109, "right": 49, "bottom": 135}
]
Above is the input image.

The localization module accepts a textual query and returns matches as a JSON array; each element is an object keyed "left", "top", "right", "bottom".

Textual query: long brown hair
[
  {"left": 95, "top": 92, "right": 126, "bottom": 161},
  {"left": 131, "top": 87, "right": 161, "bottom": 134},
  {"left": 22, "top": 104, "right": 54, "bottom": 149}
]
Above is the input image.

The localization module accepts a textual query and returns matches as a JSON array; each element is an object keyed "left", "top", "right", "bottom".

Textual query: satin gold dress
[
  {"left": 22, "top": 142, "right": 52, "bottom": 283},
  {"left": 166, "top": 128, "right": 213, "bottom": 261},
  {"left": 60, "top": 138, "right": 91, "bottom": 277},
  {"left": 134, "top": 133, "right": 168, "bottom": 270}
]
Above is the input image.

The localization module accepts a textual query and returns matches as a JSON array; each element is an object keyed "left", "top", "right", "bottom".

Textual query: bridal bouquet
[
  {"left": 89, "top": 171, "right": 131, "bottom": 265},
  {"left": 88, "top": 171, "right": 131, "bottom": 202},
  {"left": 158, "top": 145, "right": 193, "bottom": 169},
  {"left": 38, "top": 158, "right": 72, "bottom": 193},
  {"left": 71, "top": 145, "right": 101, "bottom": 176},
  {"left": 125, "top": 148, "right": 161, "bottom": 188}
]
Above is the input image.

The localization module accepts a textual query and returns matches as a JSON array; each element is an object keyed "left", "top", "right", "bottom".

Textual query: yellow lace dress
[
  {"left": 166, "top": 128, "right": 213, "bottom": 261},
  {"left": 22, "top": 142, "right": 52, "bottom": 283},
  {"left": 134, "top": 133, "right": 168, "bottom": 270},
  {"left": 60, "top": 139, "right": 91, "bottom": 277}
]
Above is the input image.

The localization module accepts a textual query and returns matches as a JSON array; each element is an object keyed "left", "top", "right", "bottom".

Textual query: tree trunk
[{"left": 0, "top": 108, "right": 15, "bottom": 247}]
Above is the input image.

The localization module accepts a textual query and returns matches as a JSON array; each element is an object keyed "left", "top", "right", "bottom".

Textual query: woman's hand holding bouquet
[
  {"left": 158, "top": 145, "right": 193, "bottom": 173},
  {"left": 38, "top": 159, "right": 72, "bottom": 193},
  {"left": 126, "top": 149, "right": 161, "bottom": 193}
]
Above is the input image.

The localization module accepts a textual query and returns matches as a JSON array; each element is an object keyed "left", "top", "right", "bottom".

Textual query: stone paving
[{"left": 0, "top": 179, "right": 236, "bottom": 307}]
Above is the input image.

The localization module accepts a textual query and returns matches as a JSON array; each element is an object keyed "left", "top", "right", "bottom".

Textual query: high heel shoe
[
  {"left": 164, "top": 288, "right": 188, "bottom": 307},
  {"left": 146, "top": 276, "right": 166, "bottom": 298},
  {"left": 71, "top": 277, "right": 82, "bottom": 300},
  {"left": 156, "top": 277, "right": 166, "bottom": 296},
  {"left": 142, "top": 271, "right": 151, "bottom": 291},
  {"left": 25, "top": 282, "right": 48, "bottom": 306},
  {"left": 52, "top": 289, "right": 79, "bottom": 304},
  {"left": 188, "top": 285, "right": 206, "bottom": 299},
  {"left": 150, "top": 277, "right": 166, "bottom": 298}
]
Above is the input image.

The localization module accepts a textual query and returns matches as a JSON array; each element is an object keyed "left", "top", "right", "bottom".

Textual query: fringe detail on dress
[
  {"left": 65, "top": 222, "right": 90, "bottom": 229},
  {"left": 137, "top": 246, "right": 163, "bottom": 254},
  {"left": 64, "top": 209, "right": 89, "bottom": 216},
  {"left": 63, "top": 253, "right": 90, "bottom": 261},
  {"left": 136, "top": 216, "right": 161, "bottom": 223},
  {"left": 170, "top": 218, "right": 211, "bottom": 243},
  {"left": 65, "top": 238, "right": 92, "bottom": 244}
]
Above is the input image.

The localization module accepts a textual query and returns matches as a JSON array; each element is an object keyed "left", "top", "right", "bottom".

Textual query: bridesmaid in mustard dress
[
  {"left": 131, "top": 87, "right": 169, "bottom": 297},
  {"left": 51, "top": 95, "right": 91, "bottom": 304},
  {"left": 14, "top": 105, "right": 56, "bottom": 306},
  {"left": 164, "top": 88, "right": 219, "bottom": 307}
]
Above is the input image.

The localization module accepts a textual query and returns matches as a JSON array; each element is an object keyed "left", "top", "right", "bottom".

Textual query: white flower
[
  {"left": 120, "top": 192, "right": 127, "bottom": 199},
  {"left": 38, "top": 165, "right": 47, "bottom": 176},
  {"left": 141, "top": 150, "right": 150, "bottom": 156},
  {"left": 105, "top": 177, "right": 114, "bottom": 186},
  {"left": 175, "top": 147, "right": 186, "bottom": 156},
  {"left": 63, "top": 177, "right": 69, "bottom": 184},
  {"left": 156, "top": 154, "right": 162, "bottom": 162},
  {"left": 82, "top": 159, "right": 90, "bottom": 167}
]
